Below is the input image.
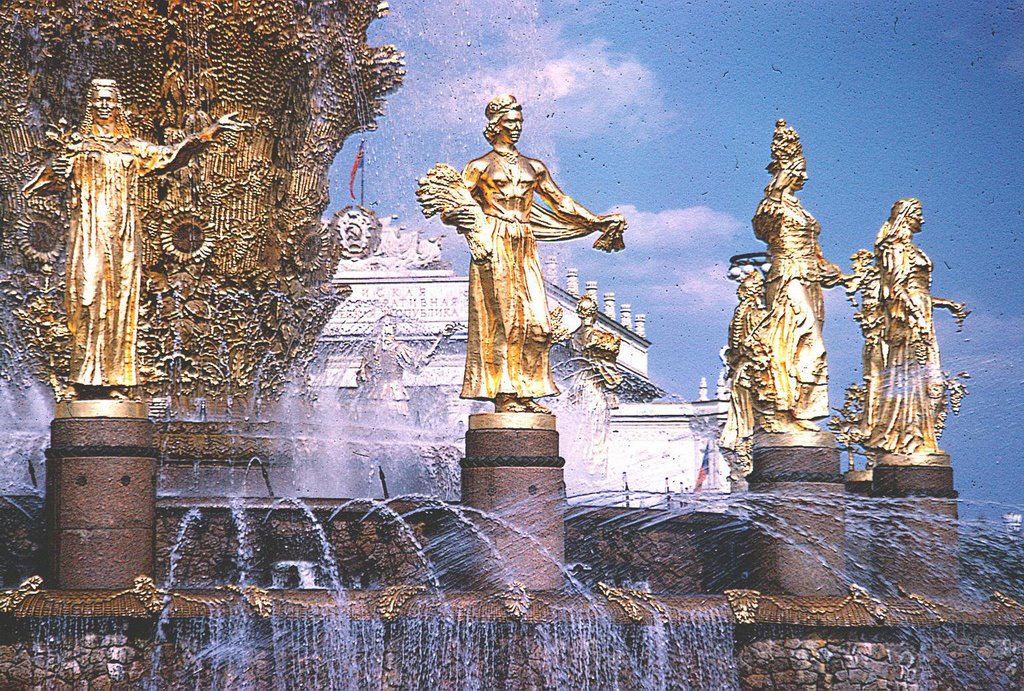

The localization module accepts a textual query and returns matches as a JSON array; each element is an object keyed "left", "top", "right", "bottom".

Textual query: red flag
[
  {"left": 694, "top": 444, "right": 711, "bottom": 493},
  {"left": 348, "top": 141, "right": 365, "bottom": 200}
]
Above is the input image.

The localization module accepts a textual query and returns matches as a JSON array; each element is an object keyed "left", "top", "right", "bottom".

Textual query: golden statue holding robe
[
  {"left": 864, "top": 198, "right": 968, "bottom": 456},
  {"left": 22, "top": 79, "right": 248, "bottom": 397},
  {"left": 749, "top": 119, "right": 842, "bottom": 433},
  {"left": 417, "top": 94, "right": 625, "bottom": 413}
]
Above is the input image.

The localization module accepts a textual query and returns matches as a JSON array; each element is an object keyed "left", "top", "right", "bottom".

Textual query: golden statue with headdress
[
  {"left": 22, "top": 79, "right": 248, "bottom": 399},
  {"left": 749, "top": 119, "right": 842, "bottom": 433},
  {"left": 417, "top": 94, "right": 626, "bottom": 414}
]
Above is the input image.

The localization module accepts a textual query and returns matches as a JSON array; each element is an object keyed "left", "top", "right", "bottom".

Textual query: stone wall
[
  {"left": 0, "top": 496, "right": 43, "bottom": 587},
  {"left": 0, "top": 622, "right": 155, "bottom": 689},
  {"left": 1, "top": 619, "right": 1022, "bottom": 689},
  {"left": 736, "top": 626, "right": 1024, "bottom": 690}
]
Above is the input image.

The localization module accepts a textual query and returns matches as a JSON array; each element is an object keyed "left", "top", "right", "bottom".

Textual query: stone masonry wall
[
  {"left": 1, "top": 620, "right": 1022, "bottom": 689},
  {"left": 736, "top": 626, "right": 1024, "bottom": 690}
]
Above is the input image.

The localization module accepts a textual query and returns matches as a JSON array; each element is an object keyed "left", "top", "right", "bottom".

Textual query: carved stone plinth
[
  {"left": 47, "top": 403, "right": 156, "bottom": 589},
  {"left": 747, "top": 431, "right": 845, "bottom": 595},
  {"left": 871, "top": 452, "right": 958, "bottom": 597},
  {"left": 461, "top": 413, "right": 565, "bottom": 591}
]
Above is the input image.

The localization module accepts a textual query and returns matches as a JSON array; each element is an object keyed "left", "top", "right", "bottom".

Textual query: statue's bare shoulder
[
  {"left": 462, "top": 154, "right": 492, "bottom": 188},
  {"left": 521, "top": 155, "right": 548, "bottom": 176}
]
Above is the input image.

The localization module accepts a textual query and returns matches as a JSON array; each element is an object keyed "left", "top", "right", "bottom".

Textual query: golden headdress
[{"left": 768, "top": 118, "right": 803, "bottom": 173}]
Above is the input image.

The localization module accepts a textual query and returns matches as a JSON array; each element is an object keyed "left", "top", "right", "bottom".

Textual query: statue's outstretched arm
[
  {"left": 933, "top": 296, "right": 970, "bottom": 329},
  {"left": 534, "top": 161, "right": 600, "bottom": 227},
  {"left": 533, "top": 161, "right": 625, "bottom": 249},
  {"left": 141, "top": 112, "right": 250, "bottom": 177}
]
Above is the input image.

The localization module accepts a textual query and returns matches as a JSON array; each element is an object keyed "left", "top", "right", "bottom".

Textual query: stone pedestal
[
  {"left": 747, "top": 430, "right": 845, "bottom": 595},
  {"left": 461, "top": 413, "right": 566, "bottom": 591},
  {"left": 871, "top": 452, "right": 958, "bottom": 597},
  {"left": 46, "top": 400, "right": 156, "bottom": 589}
]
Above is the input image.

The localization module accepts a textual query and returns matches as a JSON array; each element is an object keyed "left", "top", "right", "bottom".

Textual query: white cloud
[
  {"left": 560, "top": 203, "right": 747, "bottom": 321},
  {"left": 604, "top": 204, "right": 745, "bottom": 252},
  {"left": 471, "top": 40, "right": 674, "bottom": 141}
]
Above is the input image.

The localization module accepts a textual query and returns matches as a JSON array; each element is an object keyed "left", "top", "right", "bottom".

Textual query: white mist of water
[{"left": 0, "top": 381, "right": 53, "bottom": 495}]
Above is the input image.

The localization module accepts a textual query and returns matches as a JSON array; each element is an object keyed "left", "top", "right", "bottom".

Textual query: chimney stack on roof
[
  {"left": 565, "top": 268, "right": 580, "bottom": 297},
  {"left": 603, "top": 292, "right": 616, "bottom": 320},
  {"left": 619, "top": 303, "right": 633, "bottom": 330},
  {"left": 544, "top": 255, "right": 559, "bottom": 284}
]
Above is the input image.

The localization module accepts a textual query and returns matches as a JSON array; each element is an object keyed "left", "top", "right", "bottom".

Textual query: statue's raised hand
[{"left": 592, "top": 213, "right": 626, "bottom": 252}]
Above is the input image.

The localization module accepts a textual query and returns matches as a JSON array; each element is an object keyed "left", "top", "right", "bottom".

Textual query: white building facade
[{"left": 317, "top": 209, "right": 731, "bottom": 501}]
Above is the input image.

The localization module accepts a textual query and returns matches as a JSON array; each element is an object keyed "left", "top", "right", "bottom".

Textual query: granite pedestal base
[
  {"left": 871, "top": 452, "right": 958, "bottom": 597},
  {"left": 46, "top": 401, "right": 156, "bottom": 589},
  {"left": 461, "top": 413, "right": 566, "bottom": 591},
  {"left": 747, "top": 430, "right": 845, "bottom": 595}
]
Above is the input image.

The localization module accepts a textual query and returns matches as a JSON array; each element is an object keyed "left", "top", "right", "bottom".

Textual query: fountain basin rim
[{"left": 1, "top": 584, "right": 1022, "bottom": 628}]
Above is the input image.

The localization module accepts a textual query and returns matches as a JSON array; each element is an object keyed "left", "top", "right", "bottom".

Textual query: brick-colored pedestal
[
  {"left": 461, "top": 414, "right": 565, "bottom": 591},
  {"left": 871, "top": 453, "right": 958, "bottom": 597},
  {"left": 747, "top": 431, "right": 845, "bottom": 595},
  {"left": 47, "top": 412, "right": 156, "bottom": 589}
]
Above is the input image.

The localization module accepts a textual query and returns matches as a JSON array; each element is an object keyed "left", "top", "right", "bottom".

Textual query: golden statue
[
  {"left": 750, "top": 119, "right": 842, "bottom": 433},
  {"left": 865, "top": 198, "right": 968, "bottom": 456},
  {"left": 417, "top": 94, "right": 626, "bottom": 413},
  {"left": 719, "top": 270, "right": 770, "bottom": 478},
  {"left": 22, "top": 78, "right": 248, "bottom": 398},
  {"left": 568, "top": 295, "right": 623, "bottom": 394}
]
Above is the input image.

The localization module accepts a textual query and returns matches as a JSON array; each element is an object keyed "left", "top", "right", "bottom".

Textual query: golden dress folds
[
  {"left": 27, "top": 135, "right": 205, "bottom": 387},
  {"left": 752, "top": 196, "right": 831, "bottom": 425},
  {"left": 869, "top": 232, "right": 944, "bottom": 453},
  {"left": 462, "top": 204, "right": 592, "bottom": 401}
]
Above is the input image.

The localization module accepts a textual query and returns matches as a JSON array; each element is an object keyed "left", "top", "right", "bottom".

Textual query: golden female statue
[
  {"left": 23, "top": 79, "right": 248, "bottom": 397},
  {"left": 719, "top": 270, "right": 770, "bottom": 477},
  {"left": 866, "top": 198, "right": 968, "bottom": 455},
  {"left": 417, "top": 94, "right": 625, "bottom": 413},
  {"left": 750, "top": 119, "right": 842, "bottom": 433}
]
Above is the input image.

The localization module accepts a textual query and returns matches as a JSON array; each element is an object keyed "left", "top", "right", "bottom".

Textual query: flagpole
[{"left": 360, "top": 138, "right": 366, "bottom": 207}]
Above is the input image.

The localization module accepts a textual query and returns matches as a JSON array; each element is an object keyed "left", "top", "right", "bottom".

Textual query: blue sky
[{"left": 329, "top": 1, "right": 1024, "bottom": 508}]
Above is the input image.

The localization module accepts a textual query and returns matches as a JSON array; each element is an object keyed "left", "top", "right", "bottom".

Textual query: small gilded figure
[
  {"left": 23, "top": 78, "right": 248, "bottom": 399},
  {"left": 842, "top": 249, "right": 885, "bottom": 444},
  {"left": 865, "top": 198, "right": 968, "bottom": 456},
  {"left": 719, "top": 270, "right": 770, "bottom": 478},
  {"left": 749, "top": 119, "right": 842, "bottom": 433},
  {"left": 417, "top": 94, "right": 626, "bottom": 414}
]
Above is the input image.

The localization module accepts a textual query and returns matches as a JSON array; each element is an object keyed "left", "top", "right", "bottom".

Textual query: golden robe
[
  {"left": 868, "top": 234, "right": 945, "bottom": 453},
  {"left": 462, "top": 204, "right": 592, "bottom": 401},
  {"left": 29, "top": 134, "right": 206, "bottom": 387},
  {"left": 752, "top": 196, "right": 831, "bottom": 426}
]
